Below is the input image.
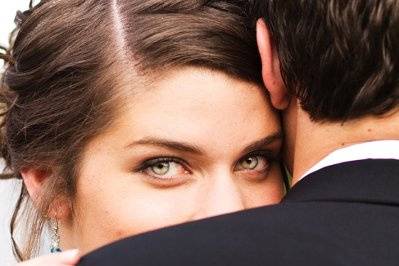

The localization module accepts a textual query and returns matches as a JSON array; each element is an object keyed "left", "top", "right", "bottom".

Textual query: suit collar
[
  {"left": 283, "top": 159, "right": 399, "bottom": 205},
  {"left": 301, "top": 140, "right": 399, "bottom": 180}
]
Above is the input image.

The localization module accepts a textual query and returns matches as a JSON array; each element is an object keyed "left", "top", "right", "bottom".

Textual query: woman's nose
[{"left": 193, "top": 171, "right": 245, "bottom": 220}]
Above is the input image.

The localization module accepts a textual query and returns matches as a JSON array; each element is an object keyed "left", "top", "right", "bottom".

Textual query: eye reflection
[
  {"left": 151, "top": 162, "right": 170, "bottom": 175},
  {"left": 241, "top": 156, "right": 259, "bottom": 170}
]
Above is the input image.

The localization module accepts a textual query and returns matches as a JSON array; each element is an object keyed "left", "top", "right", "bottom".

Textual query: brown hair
[
  {"left": 0, "top": 0, "right": 261, "bottom": 261},
  {"left": 259, "top": 0, "right": 399, "bottom": 121}
]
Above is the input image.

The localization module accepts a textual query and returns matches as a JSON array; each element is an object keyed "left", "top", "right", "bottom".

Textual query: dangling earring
[{"left": 50, "top": 220, "right": 62, "bottom": 253}]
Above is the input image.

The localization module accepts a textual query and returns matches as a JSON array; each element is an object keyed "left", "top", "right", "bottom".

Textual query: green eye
[
  {"left": 240, "top": 156, "right": 259, "bottom": 170},
  {"left": 140, "top": 158, "right": 191, "bottom": 184},
  {"left": 151, "top": 162, "right": 170, "bottom": 175}
]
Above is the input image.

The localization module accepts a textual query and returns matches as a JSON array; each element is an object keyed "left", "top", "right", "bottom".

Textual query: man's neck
[{"left": 290, "top": 108, "right": 399, "bottom": 185}]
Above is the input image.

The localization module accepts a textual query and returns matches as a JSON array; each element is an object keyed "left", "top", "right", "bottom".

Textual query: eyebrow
[
  {"left": 240, "top": 131, "right": 283, "bottom": 155},
  {"left": 125, "top": 131, "right": 283, "bottom": 155},
  {"left": 125, "top": 138, "right": 204, "bottom": 155}
]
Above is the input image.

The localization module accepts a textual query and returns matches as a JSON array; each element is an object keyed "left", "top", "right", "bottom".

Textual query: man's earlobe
[{"left": 256, "top": 19, "right": 289, "bottom": 110}]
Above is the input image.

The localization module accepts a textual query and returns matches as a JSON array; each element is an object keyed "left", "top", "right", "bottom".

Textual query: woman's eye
[
  {"left": 240, "top": 156, "right": 259, "bottom": 170},
  {"left": 151, "top": 162, "right": 170, "bottom": 175},
  {"left": 236, "top": 155, "right": 270, "bottom": 173},
  {"left": 143, "top": 160, "right": 189, "bottom": 180}
]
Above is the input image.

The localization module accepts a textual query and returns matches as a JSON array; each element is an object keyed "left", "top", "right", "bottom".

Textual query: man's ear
[
  {"left": 20, "top": 167, "right": 70, "bottom": 219},
  {"left": 257, "top": 18, "right": 289, "bottom": 110}
]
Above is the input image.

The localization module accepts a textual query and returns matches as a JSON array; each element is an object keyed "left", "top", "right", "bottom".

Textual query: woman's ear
[
  {"left": 20, "top": 167, "right": 71, "bottom": 219},
  {"left": 256, "top": 19, "right": 289, "bottom": 110},
  {"left": 20, "top": 167, "right": 50, "bottom": 202}
]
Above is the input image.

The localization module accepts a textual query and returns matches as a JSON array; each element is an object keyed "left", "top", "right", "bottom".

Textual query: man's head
[
  {"left": 258, "top": 0, "right": 399, "bottom": 121},
  {"left": 256, "top": 0, "right": 399, "bottom": 178}
]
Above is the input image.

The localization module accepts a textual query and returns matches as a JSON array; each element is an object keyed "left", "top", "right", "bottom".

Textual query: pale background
[{"left": 1, "top": 1, "right": 38, "bottom": 265}]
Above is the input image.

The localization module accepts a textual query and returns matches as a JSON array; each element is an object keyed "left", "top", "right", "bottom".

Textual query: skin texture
[{"left": 52, "top": 67, "right": 284, "bottom": 254}]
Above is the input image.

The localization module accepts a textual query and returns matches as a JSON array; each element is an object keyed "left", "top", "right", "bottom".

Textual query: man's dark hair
[{"left": 259, "top": 0, "right": 399, "bottom": 121}]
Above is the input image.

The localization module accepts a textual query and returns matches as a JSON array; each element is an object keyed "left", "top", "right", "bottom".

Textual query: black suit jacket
[{"left": 79, "top": 159, "right": 399, "bottom": 266}]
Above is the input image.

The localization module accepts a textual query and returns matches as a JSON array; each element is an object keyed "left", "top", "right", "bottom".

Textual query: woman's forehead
[{"left": 94, "top": 68, "right": 280, "bottom": 156}]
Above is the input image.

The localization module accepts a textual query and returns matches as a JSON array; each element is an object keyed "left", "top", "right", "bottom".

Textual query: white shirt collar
[{"left": 301, "top": 140, "right": 399, "bottom": 179}]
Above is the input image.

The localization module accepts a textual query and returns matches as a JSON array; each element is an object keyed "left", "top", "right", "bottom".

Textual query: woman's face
[{"left": 68, "top": 67, "right": 284, "bottom": 253}]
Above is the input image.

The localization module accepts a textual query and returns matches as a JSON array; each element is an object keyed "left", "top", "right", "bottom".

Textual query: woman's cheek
[{"left": 101, "top": 184, "right": 201, "bottom": 240}]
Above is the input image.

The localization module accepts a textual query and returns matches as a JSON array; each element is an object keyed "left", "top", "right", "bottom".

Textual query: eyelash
[
  {"left": 137, "top": 157, "right": 188, "bottom": 171},
  {"left": 242, "top": 150, "right": 278, "bottom": 164}
]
